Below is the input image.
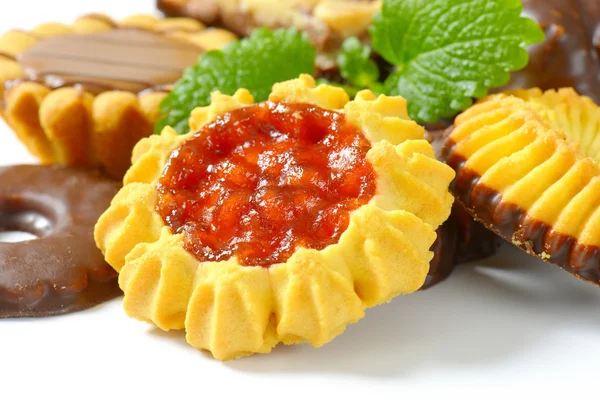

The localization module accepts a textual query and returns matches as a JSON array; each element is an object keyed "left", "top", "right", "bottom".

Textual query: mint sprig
[
  {"left": 338, "top": 37, "right": 380, "bottom": 91},
  {"left": 156, "top": 28, "right": 316, "bottom": 134},
  {"left": 157, "top": 0, "right": 545, "bottom": 131},
  {"left": 371, "top": 0, "right": 545, "bottom": 123}
]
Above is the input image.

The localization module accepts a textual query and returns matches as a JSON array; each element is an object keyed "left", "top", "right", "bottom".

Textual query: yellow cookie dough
[{"left": 95, "top": 75, "right": 455, "bottom": 360}]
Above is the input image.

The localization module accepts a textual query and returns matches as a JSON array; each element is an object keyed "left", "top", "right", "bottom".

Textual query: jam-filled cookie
[
  {"left": 158, "top": 0, "right": 380, "bottom": 51},
  {"left": 95, "top": 75, "right": 455, "bottom": 360},
  {"left": 442, "top": 88, "right": 600, "bottom": 285},
  {"left": 0, "top": 14, "right": 236, "bottom": 179}
]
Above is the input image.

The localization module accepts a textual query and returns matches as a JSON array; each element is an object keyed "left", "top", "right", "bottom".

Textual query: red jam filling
[{"left": 156, "top": 101, "right": 377, "bottom": 267}]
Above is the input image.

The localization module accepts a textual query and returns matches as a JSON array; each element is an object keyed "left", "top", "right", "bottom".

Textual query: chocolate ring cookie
[{"left": 0, "top": 165, "right": 121, "bottom": 317}]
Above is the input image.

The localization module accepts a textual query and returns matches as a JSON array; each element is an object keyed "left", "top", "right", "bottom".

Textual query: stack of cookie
[{"left": 0, "top": 0, "right": 598, "bottom": 362}]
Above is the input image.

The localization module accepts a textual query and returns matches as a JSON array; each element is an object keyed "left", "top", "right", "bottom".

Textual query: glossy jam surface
[{"left": 156, "top": 101, "right": 377, "bottom": 267}]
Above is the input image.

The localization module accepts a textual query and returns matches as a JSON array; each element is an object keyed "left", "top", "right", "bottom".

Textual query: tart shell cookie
[
  {"left": 95, "top": 75, "right": 455, "bottom": 360},
  {"left": 442, "top": 88, "right": 600, "bottom": 285},
  {"left": 0, "top": 14, "right": 236, "bottom": 179}
]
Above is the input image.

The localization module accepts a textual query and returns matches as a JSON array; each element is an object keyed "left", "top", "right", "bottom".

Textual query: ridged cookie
[
  {"left": 443, "top": 88, "right": 600, "bottom": 285},
  {"left": 95, "top": 75, "right": 455, "bottom": 360}
]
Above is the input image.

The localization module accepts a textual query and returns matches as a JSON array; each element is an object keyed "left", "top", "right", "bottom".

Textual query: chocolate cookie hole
[
  {"left": 0, "top": 230, "right": 38, "bottom": 243},
  {"left": 0, "top": 197, "right": 55, "bottom": 242}
]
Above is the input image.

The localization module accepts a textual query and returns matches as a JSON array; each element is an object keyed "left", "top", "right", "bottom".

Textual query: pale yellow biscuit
[{"left": 95, "top": 75, "right": 455, "bottom": 360}]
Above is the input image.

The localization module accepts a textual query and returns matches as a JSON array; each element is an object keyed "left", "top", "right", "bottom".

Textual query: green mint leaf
[
  {"left": 370, "top": 0, "right": 545, "bottom": 123},
  {"left": 155, "top": 28, "right": 316, "bottom": 134},
  {"left": 338, "top": 37, "right": 379, "bottom": 88}
]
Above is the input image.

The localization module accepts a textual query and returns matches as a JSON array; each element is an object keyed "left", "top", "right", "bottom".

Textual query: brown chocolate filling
[
  {"left": 442, "top": 136, "right": 600, "bottom": 286},
  {"left": 421, "top": 223, "right": 457, "bottom": 290},
  {"left": 9, "top": 28, "right": 203, "bottom": 96},
  {"left": 0, "top": 165, "right": 121, "bottom": 317}
]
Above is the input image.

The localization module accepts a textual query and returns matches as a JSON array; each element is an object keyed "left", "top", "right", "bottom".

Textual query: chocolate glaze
[
  {"left": 426, "top": 128, "right": 500, "bottom": 263},
  {"left": 0, "top": 165, "right": 121, "bottom": 317},
  {"left": 421, "top": 222, "right": 458, "bottom": 290},
  {"left": 442, "top": 137, "right": 600, "bottom": 286},
  {"left": 501, "top": 0, "right": 600, "bottom": 103},
  {"left": 9, "top": 28, "right": 202, "bottom": 96},
  {"left": 451, "top": 201, "right": 501, "bottom": 264}
]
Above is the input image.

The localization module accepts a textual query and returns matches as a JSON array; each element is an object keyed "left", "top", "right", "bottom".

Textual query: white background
[{"left": 1, "top": 1, "right": 599, "bottom": 398}]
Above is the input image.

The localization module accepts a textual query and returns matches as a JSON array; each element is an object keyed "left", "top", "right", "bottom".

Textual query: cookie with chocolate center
[{"left": 0, "top": 14, "right": 236, "bottom": 179}]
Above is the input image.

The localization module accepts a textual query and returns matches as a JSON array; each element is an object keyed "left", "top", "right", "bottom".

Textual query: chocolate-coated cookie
[{"left": 0, "top": 165, "right": 121, "bottom": 317}]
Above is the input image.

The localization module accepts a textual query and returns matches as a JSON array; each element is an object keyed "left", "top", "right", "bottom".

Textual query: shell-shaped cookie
[
  {"left": 179, "top": 28, "right": 238, "bottom": 50},
  {"left": 91, "top": 91, "right": 154, "bottom": 178},
  {"left": 0, "top": 30, "right": 38, "bottom": 56},
  {"left": 508, "top": 88, "right": 600, "bottom": 163}
]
